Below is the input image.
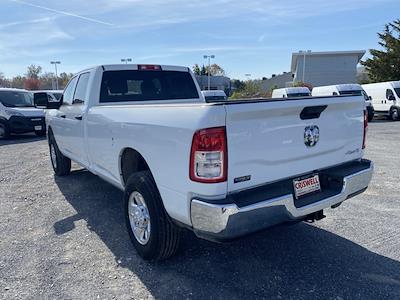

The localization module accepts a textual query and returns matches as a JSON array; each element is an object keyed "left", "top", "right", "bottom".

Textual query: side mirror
[
  {"left": 388, "top": 95, "right": 396, "bottom": 101},
  {"left": 33, "top": 92, "right": 48, "bottom": 108},
  {"left": 368, "top": 96, "right": 372, "bottom": 101},
  {"left": 34, "top": 92, "right": 61, "bottom": 109}
]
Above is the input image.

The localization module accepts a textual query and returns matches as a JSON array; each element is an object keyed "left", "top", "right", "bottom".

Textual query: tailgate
[{"left": 225, "top": 96, "right": 365, "bottom": 192}]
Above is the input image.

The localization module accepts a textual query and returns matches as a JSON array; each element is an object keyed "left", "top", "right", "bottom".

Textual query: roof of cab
[
  {"left": 313, "top": 84, "right": 362, "bottom": 92},
  {"left": 0, "top": 88, "right": 30, "bottom": 92},
  {"left": 101, "top": 64, "right": 190, "bottom": 72}
]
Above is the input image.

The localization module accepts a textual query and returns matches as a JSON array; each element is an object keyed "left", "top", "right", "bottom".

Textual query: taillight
[
  {"left": 190, "top": 127, "right": 227, "bottom": 183},
  {"left": 362, "top": 110, "right": 368, "bottom": 149},
  {"left": 138, "top": 64, "right": 161, "bottom": 71}
]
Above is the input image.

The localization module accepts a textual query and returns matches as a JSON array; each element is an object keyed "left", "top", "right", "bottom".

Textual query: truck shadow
[
  {"left": 0, "top": 134, "right": 46, "bottom": 146},
  {"left": 53, "top": 170, "right": 400, "bottom": 299}
]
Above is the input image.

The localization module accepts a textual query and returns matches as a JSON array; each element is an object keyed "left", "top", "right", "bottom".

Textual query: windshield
[
  {"left": 339, "top": 90, "right": 369, "bottom": 101},
  {"left": 0, "top": 91, "right": 34, "bottom": 107},
  {"left": 394, "top": 88, "right": 400, "bottom": 98},
  {"left": 205, "top": 95, "right": 227, "bottom": 101},
  {"left": 287, "top": 93, "right": 311, "bottom": 98}
]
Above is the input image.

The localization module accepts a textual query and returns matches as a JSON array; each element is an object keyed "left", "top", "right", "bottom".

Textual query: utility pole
[
  {"left": 301, "top": 50, "right": 311, "bottom": 83},
  {"left": 50, "top": 61, "right": 61, "bottom": 90},
  {"left": 203, "top": 55, "right": 215, "bottom": 90}
]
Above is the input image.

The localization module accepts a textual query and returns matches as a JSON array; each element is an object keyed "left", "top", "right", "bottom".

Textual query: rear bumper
[
  {"left": 190, "top": 159, "right": 373, "bottom": 241},
  {"left": 9, "top": 116, "right": 45, "bottom": 133}
]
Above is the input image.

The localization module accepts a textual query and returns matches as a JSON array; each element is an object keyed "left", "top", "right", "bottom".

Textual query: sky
[{"left": 0, "top": 0, "right": 399, "bottom": 80}]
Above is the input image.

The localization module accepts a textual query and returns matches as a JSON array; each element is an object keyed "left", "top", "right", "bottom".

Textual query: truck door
[
  {"left": 62, "top": 72, "right": 90, "bottom": 165},
  {"left": 385, "top": 89, "right": 396, "bottom": 112},
  {"left": 51, "top": 76, "right": 78, "bottom": 152}
]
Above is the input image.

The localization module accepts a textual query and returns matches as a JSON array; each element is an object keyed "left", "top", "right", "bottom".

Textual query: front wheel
[
  {"left": 0, "top": 123, "right": 10, "bottom": 139},
  {"left": 48, "top": 134, "right": 71, "bottom": 176},
  {"left": 390, "top": 107, "right": 400, "bottom": 121},
  {"left": 124, "top": 171, "right": 180, "bottom": 261}
]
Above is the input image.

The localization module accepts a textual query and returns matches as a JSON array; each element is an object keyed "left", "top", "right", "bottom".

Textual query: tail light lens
[
  {"left": 190, "top": 127, "right": 227, "bottom": 183},
  {"left": 362, "top": 110, "right": 368, "bottom": 149}
]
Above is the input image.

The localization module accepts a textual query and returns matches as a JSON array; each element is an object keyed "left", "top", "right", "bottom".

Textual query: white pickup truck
[{"left": 36, "top": 64, "right": 373, "bottom": 261}]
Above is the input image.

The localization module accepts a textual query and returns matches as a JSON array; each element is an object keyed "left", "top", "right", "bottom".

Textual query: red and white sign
[{"left": 293, "top": 174, "right": 321, "bottom": 198}]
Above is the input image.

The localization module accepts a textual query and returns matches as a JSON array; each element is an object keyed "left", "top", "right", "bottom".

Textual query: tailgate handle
[{"left": 300, "top": 105, "right": 327, "bottom": 120}]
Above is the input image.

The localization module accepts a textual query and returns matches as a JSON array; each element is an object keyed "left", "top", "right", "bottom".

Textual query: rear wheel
[
  {"left": 48, "top": 134, "right": 71, "bottom": 176},
  {"left": 124, "top": 171, "right": 180, "bottom": 261},
  {"left": 0, "top": 123, "right": 10, "bottom": 139},
  {"left": 390, "top": 107, "right": 400, "bottom": 121}
]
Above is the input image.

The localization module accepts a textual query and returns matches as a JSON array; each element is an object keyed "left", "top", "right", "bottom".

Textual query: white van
[
  {"left": 0, "top": 88, "right": 46, "bottom": 139},
  {"left": 272, "top": 87, "right": 311, "bottom": 98},
  {"left": 312, "top": 84, "right": 374, "bottom": 121},
  {"left": 362, "top": 81, "right": 400, "bottom": 120},
  {"left": 201, "top": 90, "right": 227, "bottom": 101}
]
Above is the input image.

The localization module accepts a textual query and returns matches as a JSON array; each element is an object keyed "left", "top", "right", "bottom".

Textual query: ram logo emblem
[{"left": 304, "top": 125, "right": 320, "bottom": 147}]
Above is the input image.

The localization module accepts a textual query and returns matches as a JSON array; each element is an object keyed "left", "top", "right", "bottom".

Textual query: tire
[
  {"left": 35, "top": 130, "right": 46, "bottom": 137},
  {"left": 368, "top": 112, "right": 374, "bottom": 122},
  {"left": 48, "top": 133, "right": 71, "bottom": 176},
  {"left": 0, "top": 122, "right": 10, "bottom": 139},
  {"left": 124, "top": 171, "right": 180, "bottom": 261},
  {"left": 390, "top": 107, "right": 400, "bottom": 121}
]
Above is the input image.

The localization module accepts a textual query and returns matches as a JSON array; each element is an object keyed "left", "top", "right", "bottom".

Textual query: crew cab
[
  {"left": 38, "top": 64, "right": 374, "bottom": 261},
  {"left": 0, "top": 88, "right": 46, "bottom": 139}
]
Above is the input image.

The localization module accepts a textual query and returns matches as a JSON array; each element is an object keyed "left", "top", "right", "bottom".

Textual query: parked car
[
  {"left": 0, "top": 88, "right": 46, "bottom": 138},
  {"left": 312, "top": 84, "right": 374, "bottom": 121},
  {"left": 362, "top": 81, "right": 400, "bottom": 121},
  {"left": 34, "top": 90, "right": 63, "bottom": 103},
  {"left": 41, "top": 64, "right": 373, "bottom": 261},
  {"left": 201, "top": 90, "right": 227, "bottom": 101},
  {"left": 272, "top": 87, "right": 311, "bottom": 98}
]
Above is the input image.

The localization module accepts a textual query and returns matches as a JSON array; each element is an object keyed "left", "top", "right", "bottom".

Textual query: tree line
[{"left": 0, "top": 65, "right": 74, "bottom": 90}]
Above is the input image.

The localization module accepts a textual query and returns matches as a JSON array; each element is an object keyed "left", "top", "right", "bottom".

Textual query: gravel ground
[{"left": 0, "top": 120, "right": 399, "bottom": 300}]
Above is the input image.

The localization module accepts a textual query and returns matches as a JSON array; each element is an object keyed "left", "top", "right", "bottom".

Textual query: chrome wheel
[
  {"left": 50, "top": 144, "right": 57, "bottom": 169},
  {"left": 128, "top": 191, "right": 151, "bottom": 245},
  {"left": 392, "top": 109, "right": 399, "bottom": 120}
]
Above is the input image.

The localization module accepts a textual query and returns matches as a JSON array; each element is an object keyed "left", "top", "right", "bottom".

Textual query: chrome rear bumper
[{"left": 191, "top": 160, "right": 373, "bottom": 241}]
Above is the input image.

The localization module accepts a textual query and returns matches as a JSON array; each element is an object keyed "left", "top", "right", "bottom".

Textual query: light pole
[
  {"left": 203, "top": 55, "right": 215, "bottom": 90},
  {"left": 50, "top": 61, "right": 61, "bottom": 90},
  {"left": 121, "top": 58, "right": 132, "bottom": 64},
  {"left": 300, "top": 50, "right": 311, "bottom": 83}
]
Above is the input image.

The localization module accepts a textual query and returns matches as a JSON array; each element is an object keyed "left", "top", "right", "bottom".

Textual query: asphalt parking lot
[{"left": 0, "top": 120, "right": 399, "bottom": 300}]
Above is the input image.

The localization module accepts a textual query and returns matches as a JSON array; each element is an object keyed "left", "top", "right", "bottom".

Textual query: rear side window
[{"left": 100, "top": 70, "right": 199, "bottom": 103}]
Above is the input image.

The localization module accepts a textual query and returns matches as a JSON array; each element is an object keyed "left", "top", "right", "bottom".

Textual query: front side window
[
  {"left": 0, "top": 91, "right": 34, "bottom": 107},
  {"left": 73, "top": 73, "right": 90, "bottom": 104},
  {"left": 395, "top": 88, "right": 400, "bottom": 98},
  {"left": 62, "top": 76, "right": 78, "bottom": 105},
  {"left": 386, "top": 89, "right": 395, "bottom": 100},
  {"left": 100, "top": 70, "right": 199, "bottom": 103}
]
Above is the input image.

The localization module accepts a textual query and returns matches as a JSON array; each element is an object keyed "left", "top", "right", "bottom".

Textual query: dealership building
[{"left": 261, "top": 50, "right": 366, "bottom": 91}]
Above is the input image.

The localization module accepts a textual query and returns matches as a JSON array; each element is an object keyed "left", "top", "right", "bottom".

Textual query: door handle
[
  {"left": 59, "top": 115, "right": 66, "bottom": 118},
  {"left": 75, "top": 115, "right": 83, "bottom": 120}
]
